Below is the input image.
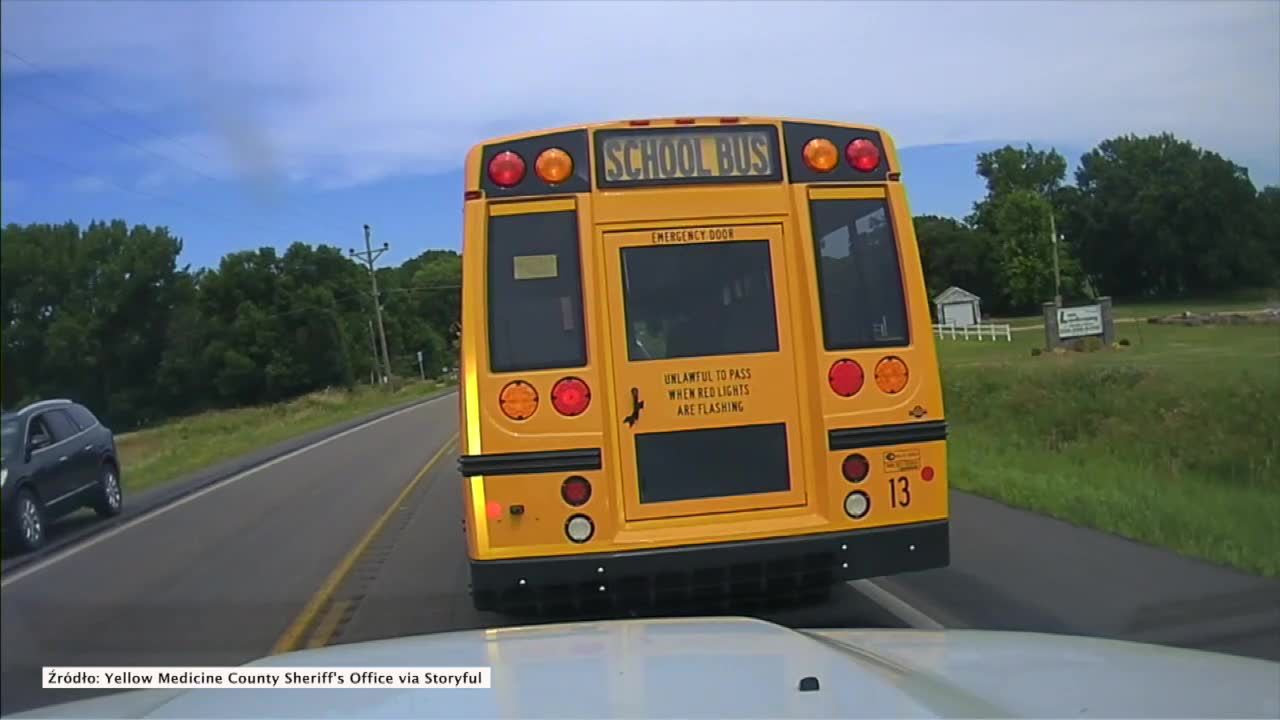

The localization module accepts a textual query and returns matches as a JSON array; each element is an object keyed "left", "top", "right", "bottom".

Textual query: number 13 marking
[{"left": 887, "top": 476, "right": 911, "bottom": 508}]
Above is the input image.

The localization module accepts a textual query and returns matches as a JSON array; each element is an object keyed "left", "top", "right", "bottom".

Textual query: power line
[
  {"left": 1, "top": 46, "right": 335, "bottom": 239},
  {"left": 2, "top": 46, "right": 217, "bottom": 165},
  {"left": 1, "top": 141, "right": 295, "bottom": 241},
  {"left": 3, "top": 83, "right": 230, "bottom": 188}
]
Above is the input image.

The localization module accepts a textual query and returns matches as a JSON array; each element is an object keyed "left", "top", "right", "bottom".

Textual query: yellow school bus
[{"left": 457, "top": 117, "right": 948, "bottom": 612}]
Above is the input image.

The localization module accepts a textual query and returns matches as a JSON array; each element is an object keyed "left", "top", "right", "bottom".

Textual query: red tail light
[
  {"left": 561, "top": 476, "right": 592, "bottom": 506},
  {"left": 488, "top": 151, "right": 526, "bottom": 187},
  {"left": 841, "top": 454, "right": 870, "bottom": 483},
  {"left": 551, "top": 377, "right": 591, "bottom": 416},
  {"left": 846, "top": 139, "right": 881, "bottom": 172},
  {"left": 922, "top": 466, "right": 935, "bottom": 482},
  {"left": 828, "top": 359, "right": 865, "bottom": 397}
]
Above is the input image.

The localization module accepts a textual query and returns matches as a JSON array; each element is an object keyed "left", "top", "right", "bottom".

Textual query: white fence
[{"left": 932, "top": 322, "right": 1012, "bottom": 342}]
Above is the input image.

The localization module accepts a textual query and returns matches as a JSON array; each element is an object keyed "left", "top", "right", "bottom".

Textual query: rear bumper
[{"left": 469, "top": 519, "right": 948, "bottom": 610}]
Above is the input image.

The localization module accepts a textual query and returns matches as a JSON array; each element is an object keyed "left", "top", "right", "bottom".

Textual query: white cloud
[{"left": 2, "top": 0, "right": 1277, "bottom": 189}]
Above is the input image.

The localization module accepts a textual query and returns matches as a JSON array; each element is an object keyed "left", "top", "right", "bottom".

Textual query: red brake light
[
  {"left": 485, "top": 501, "right": 503, "bottom": 520},
  {"left": 845, "top": 139, "right": 881, "bottom": 172},
  {"left": 828, "top": 359, "right": 865, "bottom": 397},
  {"left": 551, "top": 377, "right": 591, "bottom": 416},
  {"left": 488, "top": 151, "right": 526, "bottom": 187},
  {"left": 922, "top": 466, "right": 935, "bottom": 482},
  {"left": 842, "top": 454, "right": 870, "bottom": 483},
  {"left": 561, "top": 476, "right": 592, "bottom": 506}
]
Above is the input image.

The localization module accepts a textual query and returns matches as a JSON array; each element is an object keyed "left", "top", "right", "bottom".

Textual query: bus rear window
[
  {"left": 809, "top": 199, "right": 909, "bottom": 349},
  {"left": 621, "top": 240, "right": 779, "bottom": 361},
  {"left": 487, "top": 210, "right": 587, "bottom": 372}
]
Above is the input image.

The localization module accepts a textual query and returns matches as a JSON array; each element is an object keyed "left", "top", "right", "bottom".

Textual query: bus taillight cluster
[
  {"left": 828, "top": 357, "right": 909, "bottom": 397},
  {"left": 802, "top": 137, "right": 881, "bottom": 174},
  {"left": 488, "top": 148, "right": 574, "bottom": 188},
  {"left": 498, "top": 377, "right": 591, "bottom": 420}
]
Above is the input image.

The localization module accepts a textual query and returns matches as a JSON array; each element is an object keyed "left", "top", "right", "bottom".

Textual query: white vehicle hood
[{"left": 9, "top": 616, "right": 1279, "bottom": 718}]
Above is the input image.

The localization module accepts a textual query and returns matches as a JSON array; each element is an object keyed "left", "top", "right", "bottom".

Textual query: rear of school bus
[{"left": 458, "top": 117, "right": 948, "bottom": 612}]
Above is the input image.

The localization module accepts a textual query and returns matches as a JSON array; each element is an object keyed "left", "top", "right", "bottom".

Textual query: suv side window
[
  {"left": 38, "top": 411, "right": 79, "bottom": 444},
  {"left": 69, "top": 405, "right": 98, "bottom": 430},
  {"left": 27, "top": 416, "right": 56, "bottom": 450}
]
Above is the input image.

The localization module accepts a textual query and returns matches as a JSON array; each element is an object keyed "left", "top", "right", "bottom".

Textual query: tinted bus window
[
  {"left": 810, "top": 199, "right": 909, "bottom": 349},
  {"left": 486, "top": 210, "right": 587, "bottom": 373},
  {"left": 622, "top": 240, "right": 779, "bottom": 361}
]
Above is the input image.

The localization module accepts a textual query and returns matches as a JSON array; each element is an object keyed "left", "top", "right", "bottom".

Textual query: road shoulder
[
  {"left": 883, "top": 490, "right": 1280, "bottom": 661},
  {"left": 0, "top": 387, "right": 458, "bottom": 576}
]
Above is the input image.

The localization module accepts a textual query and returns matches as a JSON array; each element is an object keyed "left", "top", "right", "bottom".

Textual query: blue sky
[{"left": 2, "top": 0, "right": 1277, "bottom": 269}]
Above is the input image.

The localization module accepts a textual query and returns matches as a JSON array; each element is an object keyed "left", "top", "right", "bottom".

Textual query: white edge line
[
  {"left": 848, "top": 578, "right": 944, "bottom": 630},
  {"left": 1, "top": 391, "right": 457, "bottom": 588}
]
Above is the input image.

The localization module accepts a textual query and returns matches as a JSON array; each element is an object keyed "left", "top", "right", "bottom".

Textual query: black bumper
[{"left": 469, "top": 520, "right": 948, "bottom": 611}]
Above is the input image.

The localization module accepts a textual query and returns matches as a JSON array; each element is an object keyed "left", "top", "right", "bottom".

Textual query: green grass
[
  {"left": 116, "top": 380, "right": 453, "bottom": 494},
  {"left": 938, "top": 320, "right": 1280, "bottom": 576},
  {"left": 991, "top": 290, "right": 1280, "bottom": 328}
]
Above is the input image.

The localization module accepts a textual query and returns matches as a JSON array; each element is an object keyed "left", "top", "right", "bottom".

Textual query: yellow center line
[
  {"left": 270, "top": 433, "right": 458, "bottom": 655},
  {"left": 306, "top": 599, "right": 353, "bottom": 649}
]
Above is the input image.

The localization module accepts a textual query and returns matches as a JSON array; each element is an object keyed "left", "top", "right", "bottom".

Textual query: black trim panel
[
  {"left": 458, "top": 448, "right": 602, "bottom": 477},
  {"left": 783, "top": 121, "right": 889, "bottom": 183},
  {"left": 828, "top": 420, "right": 947, "bottom": 451},
  {"left": 480, "top": 129, "right": 591, "bottom": 198},
  {"left": 469, "top": 520, "right": 949, "bottom": 610}
]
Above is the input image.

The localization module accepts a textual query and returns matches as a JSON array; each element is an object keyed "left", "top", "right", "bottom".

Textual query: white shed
[{"left": 933, "top": 286, "right": 982, "bottom": 327}]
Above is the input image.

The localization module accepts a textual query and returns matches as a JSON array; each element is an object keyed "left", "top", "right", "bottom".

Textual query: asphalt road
[
  {"left": 0, "top": 395, "right": 459, "bottom": 715},
  {"left": 0, "top": 393, "right": 901, "bottom": 716},
  {"left": 3, "top": 391, "right": 1277, "bottom": 715}
]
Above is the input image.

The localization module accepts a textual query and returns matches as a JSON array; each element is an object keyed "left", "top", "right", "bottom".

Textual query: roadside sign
[{"left": 1058, "top": 304, "right": 1103, "bottom": 338}]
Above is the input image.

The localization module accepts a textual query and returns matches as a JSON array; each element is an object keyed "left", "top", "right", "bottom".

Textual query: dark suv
[{"left": 1, "top": 399, "right": 123, "bottom": 553}]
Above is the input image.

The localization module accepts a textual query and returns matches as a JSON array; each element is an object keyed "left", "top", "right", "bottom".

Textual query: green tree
[
  {"left": 1069, "top": 133, "right": 1273, "bottom": 296},
  {"left": 962, "top": 144, "right": 1082, "bottom": 312},
  {"left": 913, "top": 215, "right": 999, "bottom": 313}
]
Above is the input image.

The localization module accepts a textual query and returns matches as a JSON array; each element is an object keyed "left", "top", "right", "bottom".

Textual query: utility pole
[
  {"left": 1049, "top": 208, "right": 1062, "bottom": 308},
  {"left": 367, "top": 320, "right": 380, "bottom": 385},
  {"left": 351, "top": 225, "right": 393, "bottom": 383}
]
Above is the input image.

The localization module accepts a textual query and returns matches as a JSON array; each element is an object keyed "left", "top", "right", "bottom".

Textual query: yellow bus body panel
[{"left": 459, "top": 118, "right": 945, "bottom": 562}]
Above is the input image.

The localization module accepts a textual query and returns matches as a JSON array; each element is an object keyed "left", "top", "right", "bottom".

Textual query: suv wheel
[
  {"left": 10, "top": 489, "right": 47, "bottom": 553},
  {"left": 92, "top": 464, "right": 123, "bottom": 518}
]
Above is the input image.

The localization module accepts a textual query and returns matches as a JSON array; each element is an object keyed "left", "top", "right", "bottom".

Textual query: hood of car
[{"left": 8, "top": 616, "right": 1278, "bottom": 719}]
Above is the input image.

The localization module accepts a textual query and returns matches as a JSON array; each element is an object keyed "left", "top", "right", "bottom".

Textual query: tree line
[
  {"left": 3, "top": 131, "right": 1276, "bottom": 429},
  {"left": 1, "top": 221, "right": 460, "bottom": 429},
  {"left": 916, "top": 132, "right": 1280, "bottom": 315}
]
